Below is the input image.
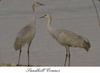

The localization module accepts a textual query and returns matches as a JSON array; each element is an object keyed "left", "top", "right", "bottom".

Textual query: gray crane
[
  {"left": 40, "top": 14, "right": 91, "bottom": 66},
  {"left": 14, "top": 0, "right": 44, "bottom": 66}
]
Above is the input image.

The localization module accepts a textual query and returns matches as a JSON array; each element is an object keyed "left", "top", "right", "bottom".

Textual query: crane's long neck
[
  {"left": 32, "top": 11, "right": 36, "bottom": 24},
  {"left": 30, "top": 6, "right": 36, "bottom": 27},
  {"left": 47, "top": 15, "right": 55, "bottom": 34}
]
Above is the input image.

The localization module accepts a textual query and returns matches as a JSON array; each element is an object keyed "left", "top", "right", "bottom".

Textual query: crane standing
[
  {"left": 40, "top": 14, "right": 91, "bottom": 66},
  {"left": 14, "top": 0, "right": 44, "bottom": 66}
]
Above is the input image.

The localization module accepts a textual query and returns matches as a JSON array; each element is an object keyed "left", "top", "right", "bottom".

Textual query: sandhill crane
[
  {"left": 14, "top": 0, "right": 44, "bottom": 66},
  {"left": 92, "top": 0, "right": 100, "bottom": 26},
  {"left": 40, "top": 14, "right": 91, "bottom": 66}
]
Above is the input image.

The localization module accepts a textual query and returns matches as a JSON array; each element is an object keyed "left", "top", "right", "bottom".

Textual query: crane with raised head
[{"left": 14, "top": 0, "right": 44, "bottom": 66}]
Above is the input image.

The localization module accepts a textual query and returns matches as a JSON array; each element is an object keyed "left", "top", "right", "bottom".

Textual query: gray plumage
[
  {"left": 14, "top": 24, "right": 35, "bottom": 51},
  {"left": 51, "top": 29, "right": 90, "bottom": 51},
  {"left": 40, "top": 14, "right": 91, "bottom": 66},
  {"left": 14, "top": 0, "right": 44, "bottom": 66}
]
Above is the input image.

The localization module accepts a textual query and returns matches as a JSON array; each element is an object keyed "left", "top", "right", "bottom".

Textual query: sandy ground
[{"left": 0, "top": 0, "right": 100, "bottom": 66}]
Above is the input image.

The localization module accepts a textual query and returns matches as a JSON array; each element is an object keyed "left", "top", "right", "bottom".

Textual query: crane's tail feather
[{"left": 83, "top": 40, "right": 91, "bottom": 52}]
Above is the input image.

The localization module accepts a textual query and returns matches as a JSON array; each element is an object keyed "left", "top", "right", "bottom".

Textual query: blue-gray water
[{"left": 0, "top": 0, "right": 100, "bottom": 66}]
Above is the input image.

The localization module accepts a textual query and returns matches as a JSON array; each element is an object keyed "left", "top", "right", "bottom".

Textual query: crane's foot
[
  {"left": 16, "top": 64, "right": 20, "bottom": 66},
  {"left": 27, "top": 65, "right": 30, "bottom": 66},
  {"left": 68, "top": 63, "right": 70, "bottom": 66}
]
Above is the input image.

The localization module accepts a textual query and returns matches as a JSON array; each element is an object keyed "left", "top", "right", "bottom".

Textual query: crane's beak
[
  {"left": 36, "top": 2, "right": 44, "bottom": 6},
  {"left": 40, "top": 14, "right": 46, "bottom": 18}
]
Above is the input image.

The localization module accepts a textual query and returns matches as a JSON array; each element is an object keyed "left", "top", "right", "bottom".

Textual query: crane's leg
[
  {"left": 27, "top": 41, "right": 32, "bottom": 66},
  {"left": 64, "top": 46, "right": 69, "bottom": 66},
  {"left": 68, "top": 48, "right": 70, "bottom": 66},
  {"left": 17, "top": 49, "right": 22, "bottom": 66}
]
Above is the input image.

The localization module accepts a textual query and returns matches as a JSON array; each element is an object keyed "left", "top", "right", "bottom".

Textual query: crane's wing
[
  {"left": 14, "top": 24, "right": 36, "bottom": 50},
  {"left": 18, "top": 24, "right": 35, "bottom": 37},
  {"left": 53, "top": 29, "right": 90, "bottom": 49}
]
